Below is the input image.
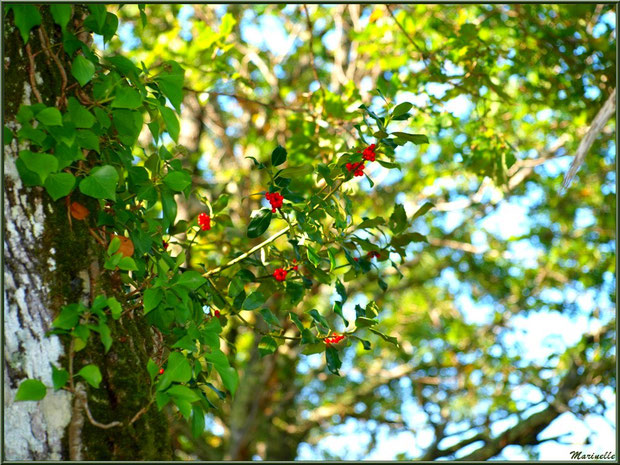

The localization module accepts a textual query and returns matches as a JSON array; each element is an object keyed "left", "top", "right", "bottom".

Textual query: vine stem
[{"left": 202, "top": 179, "right": 344, "bottom": 278}]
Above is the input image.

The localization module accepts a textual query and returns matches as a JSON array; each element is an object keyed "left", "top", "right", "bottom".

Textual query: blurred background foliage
[{"left": 100, "top": 3, "right": 614, "bottom": 460}]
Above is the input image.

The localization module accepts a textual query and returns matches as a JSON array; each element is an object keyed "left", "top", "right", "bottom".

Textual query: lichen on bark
[{"left": 4, "top": 5, "right": 173, "bottom": 459}]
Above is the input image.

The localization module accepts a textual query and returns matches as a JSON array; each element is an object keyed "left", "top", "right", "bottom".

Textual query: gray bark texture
[{"left": 3, "top": 6, "right": 173, "bottom": 460}]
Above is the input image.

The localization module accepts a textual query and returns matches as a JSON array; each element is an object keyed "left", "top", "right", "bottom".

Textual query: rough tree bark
[{"left": 3, "top": 6, "right": 172, "bottom": 460}]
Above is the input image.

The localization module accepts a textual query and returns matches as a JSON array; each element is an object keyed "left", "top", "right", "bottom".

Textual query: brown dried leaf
[
  {"left": 70, "top": 202, "right": 89, "bottom": 220},
  {"left": 111, "top": 234, "right": 134, "bottom": 257}
]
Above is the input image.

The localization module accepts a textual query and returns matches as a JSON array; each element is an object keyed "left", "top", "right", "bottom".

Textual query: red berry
[
  {"left": 162, "top": 240, "right": 169, "bottom": 250},
  {"left": 292, "top": 265, "right": 299, "bottom": 271},
  {"left": 273, "top": 268, "right": 288, "bottom": 281},
  {"left": 353, "top": 257, "right": 359, "bottom": 262},
  {"left": 265, "top": 191, "right": 284, "bottom": 212},
  {"left": 346, "top": 161, "right": 365, "bottom": 177},
  {"left": 214, "top": 310, "right": 221, "bottom": 318},
  {"left": 159, "top": 368, "right": 165, "bottom": 375},
  {"left": 198, "top": 213, "right": 211, "bottom": 231},
  {"left": 362, "top": 144, "right": 376, "bottom": 162}
]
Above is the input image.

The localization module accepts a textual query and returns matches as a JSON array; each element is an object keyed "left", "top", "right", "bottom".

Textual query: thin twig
[
  {"left": 77, "top": 385, "right": 122, "bottom": 429},
  {"left": 128, "top": 400, "right": 154, "bottom": 425},
  {"left": 38, "top": 27, "right": 68, "bottom": 108},
  {"left": 202, "top": 179, "right": 343, "bottom": 278},
  {"left": 25, "top": 43, "right": 43, "bottom": 103}
]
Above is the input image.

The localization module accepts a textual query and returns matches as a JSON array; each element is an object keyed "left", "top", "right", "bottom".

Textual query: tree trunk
[{"left": 3, "top": 6, "right": 172, "bottom": 460}]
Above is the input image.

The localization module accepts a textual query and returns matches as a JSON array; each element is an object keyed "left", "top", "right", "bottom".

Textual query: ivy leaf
[
  {"left": 258, "top": 335, "right": 278, "bottom": 357},
  {"left": 176, "top": 271, "right": 206, "bottom": 291},
  {"left": 79, "top": 165, "right": 118, "bottom": 200},
  {"left": 67, "top": 97, "right": 95, "bottom": 128},
  {"left": 156, "top": 61, "right": 185, "bottom": 112},
  {"left": 44, "top": 173, "right": 76, "bottom": 201},
  {"left": 163, "top": 170, "right": 191, "bottom": 192},
  {"left": 160, "top": 106, "right": 180, "bottom": 143},
  {"left": 247, "top": 209, "right": 272, "bottom": 238},
  {"left": 52, "top": 303, "right": 81, "bottom": 330},
  {"left": 107, "top": 297, "right": 122, "bottom": 320},
  {"left": 77, "top": 364, "right": 102, "bottom": 388},
  {"left": 50, "top": 4, "right": 72, "bottom": 31},
  {"left": 18, "top": 150, "right": 58, "bottom": 184},
  {"left": 51, "top": 364, "right": 69, "bottom": 391},
  {"left": 71, "top": 55, "right": 96, "bottom": 87},
  {"left": 146, "top": 358, "right": 159, "bottom": 383},
  {"left": 9, "top": 5, "right": 41, "bottom": 44},
  {"left": 111, "top": 86, "right": 142, "bottom": 109},
  {"left": 271, "top": 145, "right": 287, "bottom": 166},
  {"left": 242, "top": 291, "right": 266, "bottom": 310},
  {"left": 166, "top": 384, "right": 201, "bottom": 403},
  {"left": 36, "top": 107, "right": 63, "bottom": 126},
  {"left": 15, "top": 379, "right": 46, "bottom": 401},
  {"left": 205, "top": 350, "right": 239, "bottom": 396},
  {"left": 191, "top": 405, "right": 205, "bottom": 438},
  {"left": 98, "top": 322, "right": 112, "bottom": 353},
  {"left": 101, "top": 12, "right": 119, "bottom": 43},
  {"left": 143, "top": 288, "right": 163, "bottom": 314},
  {"left": 157, "top": 352, "right": 192, "bottom": 391}
]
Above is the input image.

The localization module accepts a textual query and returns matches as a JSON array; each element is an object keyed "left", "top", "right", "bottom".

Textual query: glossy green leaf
[
  {"left": 271, "top": 145, "right": 287, "bottom": 166},
  {"left": 247, "top": 209, "right": 272, "bottom": 238},
  {"left": 259, "top": 308, "right": 281, "bottom": 328},
  {"left": 325, "top": 346, "right": 342, "bottom": 375},
  {"left": 242, "top": 291, "right": 266, "bottom": 310},
  {"left": 392, "top": 132, "right": 429, "bottom": 144},
  {"left": 258, "top": 335, "right": 278, "bottom": 357}
]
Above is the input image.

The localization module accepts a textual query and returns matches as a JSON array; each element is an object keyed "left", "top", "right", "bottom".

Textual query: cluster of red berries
[
  {"left": 346, "top": 161, "right": 365, "bottom": 177},
  {"left": 273, "top": 268, "right": 288, "bottom": 281},
  {"left": 198, "top": 213, "right": 211, "bottom": 231},
  {"left": 367, "top": 251, "right": 381, "bottom": 259},
  {"left": 265, "top": 192, "right": 284, "bottom": 213},
  {"left": 346, "top": 144, "right": 378, "bottom": 178},
  {"left": 324, "top": 333, "right": 345, "bottom": 345},
  {"left": 361, "top": 143, "right": 376, "bottom": 162}
]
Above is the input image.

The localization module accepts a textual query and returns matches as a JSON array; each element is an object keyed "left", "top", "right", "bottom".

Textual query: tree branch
[{"left": 562, "top": 88, "right": 616, "bottom": 190}]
